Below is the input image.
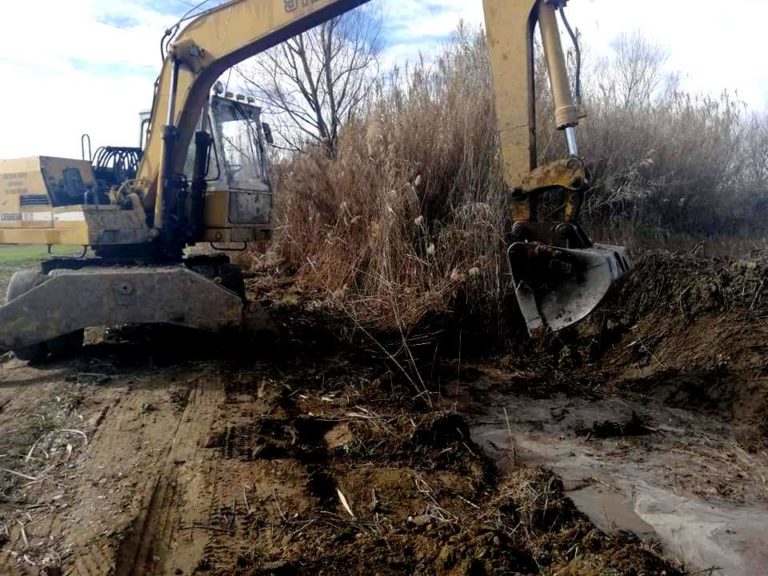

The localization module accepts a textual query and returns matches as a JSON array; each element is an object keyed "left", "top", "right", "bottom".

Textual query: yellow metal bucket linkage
[
  {"left": 507, "top": 156, "right": 631, "bottom": 336},
  {"left": 485, "top": 0, "right": 632, "bottom": 336}
]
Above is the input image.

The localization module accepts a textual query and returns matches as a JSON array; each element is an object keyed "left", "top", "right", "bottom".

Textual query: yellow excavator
[{"left": 0, "top": 0, "right": 630, "bottom": 361}]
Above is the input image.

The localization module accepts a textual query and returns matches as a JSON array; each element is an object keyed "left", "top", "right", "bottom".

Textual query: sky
[{"left": 0, "top": 0, "right": 766, "bottom": 159}]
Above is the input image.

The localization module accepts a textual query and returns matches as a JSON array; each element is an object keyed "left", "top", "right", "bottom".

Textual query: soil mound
[
  {"left": 613, "top": 251, "right": 768, "bottom": 322},
  {"left": 572, "top": 251, "right": 768, "bottom": 434}
]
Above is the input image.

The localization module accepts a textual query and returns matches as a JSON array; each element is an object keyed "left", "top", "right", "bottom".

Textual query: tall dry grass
[
  {"left": 272, "top": 27, "right": 509, "bottom": 333},
  {"left": 268, "top": 26, "right": 768, "bottom": 333}
]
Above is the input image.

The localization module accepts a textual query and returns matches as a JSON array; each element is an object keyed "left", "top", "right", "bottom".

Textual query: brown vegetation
[
  {"left": 260, "top": 26, "right": 768, "bottom": 334},
  {"left": 268, "top": 29, "right": 506, "bottom": 333}
]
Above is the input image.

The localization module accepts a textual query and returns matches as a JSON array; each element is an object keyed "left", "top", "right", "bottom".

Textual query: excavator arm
[{"left": 486, "top": 0, "right": 632, "bottom": 335}]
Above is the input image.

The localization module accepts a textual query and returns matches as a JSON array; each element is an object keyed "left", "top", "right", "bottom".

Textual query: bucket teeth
[{"left": 508, "top": 242, "right": 632, "bottom": 336}]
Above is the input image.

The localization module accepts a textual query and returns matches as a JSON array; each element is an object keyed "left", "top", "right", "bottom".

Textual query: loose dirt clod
[{"left": 575, "top": 412, "right": 654, "bottom": 439}]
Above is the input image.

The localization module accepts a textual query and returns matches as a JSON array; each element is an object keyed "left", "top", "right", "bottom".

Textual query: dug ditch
[{"left": 472, "top": 391, "right": 768, "bottom": 576}]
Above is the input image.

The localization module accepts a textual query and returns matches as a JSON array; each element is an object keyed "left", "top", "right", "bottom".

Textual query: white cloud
[
  {"left": 0, "top": 0, "right": 765, "bottom": 160},
  {"left": 567, "top": 0, "right": 768, "bottom": 110},
  {"left": 380, "top": 0, "right": 483, "bottom": 69},
  {"left": 0, "top": 0, "right": 175, "bottom": 158},
  {"left": 382, "top": 0, "right": 768, "bottom": 111},
  {"left": 384, "top": 0, "right": 482, "bottom": 41}
]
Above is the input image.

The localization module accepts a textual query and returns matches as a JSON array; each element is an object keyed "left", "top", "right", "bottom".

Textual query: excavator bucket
[{"left": 508, "top": 242, "right": 631, "bottom": 336}]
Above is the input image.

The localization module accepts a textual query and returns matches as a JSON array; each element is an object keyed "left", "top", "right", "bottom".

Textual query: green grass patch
[
  {"left": 0, "top": 245, "right": 84, "bottom": 302},
  {"left": 0, "top": 245, "right": 82, "bottom": 267}
]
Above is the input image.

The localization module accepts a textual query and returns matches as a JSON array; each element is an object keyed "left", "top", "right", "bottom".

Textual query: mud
[
  {"left": 473, "top": 392, "right": 768, "bottom": 576},
  {"left": 478, "top": 250, "right": 768, "bottom": 575},
  {"left": 0, "top": 341, "right": 684, "bottom": 576},
  {"left": 0, "top": 250, "right": 767, "bottom": 575},
  {"left": 545, "top": 251, "right": 768, "bottom": 437}
]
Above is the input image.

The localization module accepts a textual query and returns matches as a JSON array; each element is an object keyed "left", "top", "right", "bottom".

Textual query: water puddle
[
  {"left": 472, "top": 394, "right": 768, "bottom": 576},
  {"left": 566, "top": 484, "right": 656, "bottom": 538}
]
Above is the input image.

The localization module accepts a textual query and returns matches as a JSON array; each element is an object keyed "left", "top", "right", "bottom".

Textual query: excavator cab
[
  {"left": 156, "top": 88, "right": 274, "bottom": 245},
  {"left": 206, "top": 92, "right": 272, "bottom": 231},
  {"left": 210, "top": 95, "right": 270, "bottom": 188},
  {"left": 175, "top": 91, "right": 271, "bottom": 197}
]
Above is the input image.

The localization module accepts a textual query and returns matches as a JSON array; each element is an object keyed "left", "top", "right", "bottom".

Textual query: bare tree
[
  {"left": 612, "top": 31, "right": 668, "bottom": 109},
  {"left": 238, "top": 4, "right": 382, "bottom": 156},
  {"left": 741, "top": 113, "right": 768, "bottom": 188}
]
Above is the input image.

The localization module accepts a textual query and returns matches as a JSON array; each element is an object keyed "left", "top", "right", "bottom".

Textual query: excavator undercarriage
[{"left": 3, "top": 255, "right": 245, "bottom": 362}]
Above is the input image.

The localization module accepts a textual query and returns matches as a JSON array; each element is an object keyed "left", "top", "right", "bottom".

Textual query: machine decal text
[
  {"left": 53, "top": 212, "right": 86, "bottom": 222},
  {"left": 284, "top": 0, "right": 322, "bottom": 12},
  {"left": 22, "top": 212, "right": 53, "bottom": 222},
  {"left": 0, "top": 181, "right": 29, "bottom": 195}
]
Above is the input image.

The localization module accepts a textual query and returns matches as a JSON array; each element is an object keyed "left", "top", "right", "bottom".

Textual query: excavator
[{"left": 0, "top": 0, "right": 630, "bottom": 362}]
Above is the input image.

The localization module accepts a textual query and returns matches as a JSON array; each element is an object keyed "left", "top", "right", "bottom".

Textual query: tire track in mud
[
  {"left": 102, "top": 370, "right": 318, "bottom": 575},
  {"left": 0, "top": 361, "right": 282, "bottom": 576},
  {"left": 191, "top": 382, "right": 308, "bottom": 574},
  {"left": 112, "top": 469, "right": 181, "bottom": 576},
  {"left": 109, "top": 374, "right": 224, "bottom": 576}
]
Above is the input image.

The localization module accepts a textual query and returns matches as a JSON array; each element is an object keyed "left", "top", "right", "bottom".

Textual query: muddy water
[{"left": 472, "top": 395, "right": 768, "bottom": 576}]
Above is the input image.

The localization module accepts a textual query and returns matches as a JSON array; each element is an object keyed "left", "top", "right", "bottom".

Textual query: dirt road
[{"left": 0, "top": 334, "right": 693, "bottom": 576}]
